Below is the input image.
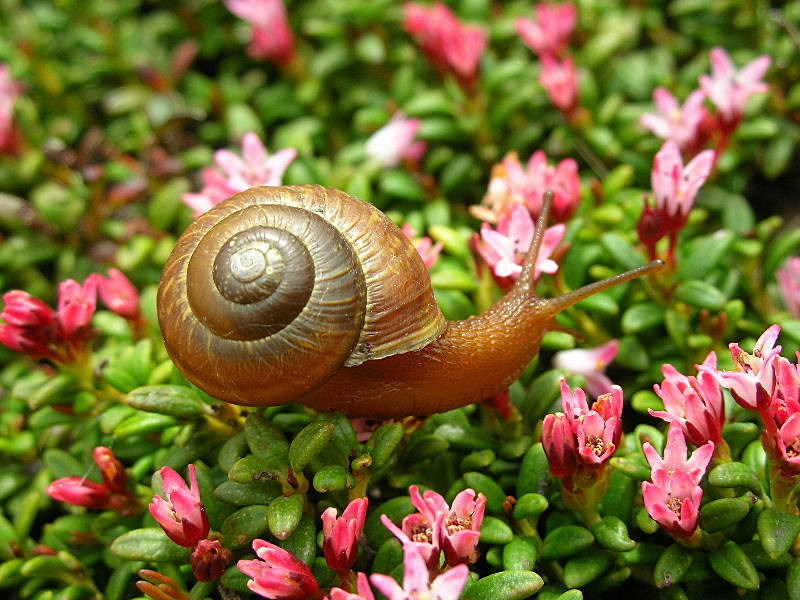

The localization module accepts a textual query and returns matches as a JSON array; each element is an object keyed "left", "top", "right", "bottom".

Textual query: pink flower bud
[
  {"left": 93, "top": 446, "right": 128, "bottom": 494},
  {"left": 542, "top": 412, "right": 577, "bottom": 478},
  {"left": 47, "top": 477, "right": 110, "bottom": 509},
  {"left": 778, "top": 257, "right": 800, "bottom": 318},
  {"left": 539, "top": 56, "right": 579, "bottom": 117},
  {"left": 224, "top": 0, "right": 296, "bottom": 66},
  {"left": 516, "top": 3, "right": 577, "bottom": 58},
  {"left": 57, "top": 277, "right": 98, "bottom": 337},
  {"left": 96, "top": 269, "right": 140, "bottom": 320},
  {"left": 238, "top": 539, "right": 321, "bottom": 600},
  {"left": 322, "top": 497, "right": 368, "bottom": 573},
  {"left": 365, "top": 113, "right": 422, "bottom": 168},
  {"left": 149, "top": 465, "right": 209, "bottom": 548},
  {"left": 0, "top": 290, "right": 59, "bottom": 359},
  {"left": 403, "top": 2, "right": 487, "bottom": 89}
]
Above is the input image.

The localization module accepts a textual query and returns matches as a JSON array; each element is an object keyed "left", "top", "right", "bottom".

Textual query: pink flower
[
  {"left": 191, "top": 538, "right": 232, "bottom": 582},
  {"left": 642, "top": 423, "right": 714, "bottom": 487},
  {"left": 641, "top": 140, "right": 715, "bottom": 257},
  {"left": 699, "top": 47, "right": 771, "bottom": 126},
  {"left": 403, "top": 2, "right": 487, "bottom": 88},
  {"left": 328, "top": 573, "right": 376, "bottom": 600},
  {"left": 775, "top": 412, "right": 800, "bottom": 475},
  {"left": 182, "top": 132, "right": 297, "bottom": 217},
  {"left": 714, "top": 324, "right": 782, "bottom": 411},
  {"left": 552, "top": 339, "right": 619, "bottom": 398},
  {"left": 516, "top": 3, "right": 578, "bottom": 58},
  {"left": 224, "top": 0, "right": 296, "bottom": 66},
  {"left": 57, "top": 277, "right": 98, "bottom": 338},
  {"left": 401, "top": 224, "right": 443, "bottom": 270},
  {"left": 380, "top": 513, "right": 439, "bottom": 570},
  {"left": 238, "top": 540, "right": 321, "bottom": 600},
  {"left": 365, "top": 113, "right": 424, "bottom": 168},
  {"left": 149, "top": 465, "right": 210, "bottom": 548},
  {"left": 559, "top": 380, "right": 623, "bottom": 467},
  {"left": 778, "top": 257, "right": 800, "bottom": 318},
  {"left": 651, "top": 140, "right": 715, "bottom": 226},
  {"left": 640, "top": 88, "right": 709, "bottom": 152},
  {"left": 472, "top": 151, "right": 581, "bottom": 224},
  {"left": 642, "top": 424, "right": 713, "bottom": 538},
  {"left": 407, "top": 486, "right": 486, "bottom": 566},
  {"left": 474, "top": 204, "right": 565, "bottom": 291},
  {"left": 47, "top": 477, "right": 111, "bottom": 509},
  {"left": 771, "top": 356, "right": 800, "bottom": 429},
  {"left": 322, "top": 497, "right": 368, "bottom": 573},
  {"left": 0, "top": 64, "right": 21, "bottom": 155},
  {"left": 0, "top": 290, "right": 60, "bottom": 360},
  {"left": 539, "top": 55, "right": 579, "bottom": 117},
  {"left": 370, "top": 544, "right": 469, "bottom": 600},
  {"left": 93, "top": 446, "right": 128, "bottom": 494},
  {"left": 642, "top": 469, "right": 705, "bottom": 539},
  {"left": 577, "top": 393, "right": 622, "bottom": 466},
  {"left": 650, "top": 353, "right": 725, "bottom": 448},
  {"left": 96, "top": 269, "right": 140, "bottom": 320},
  {"left": 542, "top": 412, "right": 577, "bottom": 478},
  {"left": 544, "top": 381, "right": 623, "bottom": 481}
]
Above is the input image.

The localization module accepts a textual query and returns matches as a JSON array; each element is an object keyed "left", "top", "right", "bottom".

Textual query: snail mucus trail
[{"left": 157, "top": 185, "right": 664, "bottom": 417}]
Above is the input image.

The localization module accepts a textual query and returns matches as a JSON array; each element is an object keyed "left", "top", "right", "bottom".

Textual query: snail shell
[{"left": 157, "top": 184, "right": 446, "bottom": 406}]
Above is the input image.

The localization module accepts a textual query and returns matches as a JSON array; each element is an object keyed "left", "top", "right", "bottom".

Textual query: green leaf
[
  {"left": 591, "top": 516, "right": 636, "bottom": 551},
  {"left": 708, "top": 541, "right": 759, "bottom": 591},
  {"left": 678, "top": 230, "right": 735, "bottom": 280},
  {"left": 480, "top": 517, "right": 514, "bottom": 545},
  {"left": 787, "top": 557, "right": 800, "bottom": 600},
  {"left": 758, "top": 508, "right": 800, "bottom": 559},
  {"left": 221, "top": 505, "right": 270, "bottom": 549},
  {"left": 289, "top": 421, "right": 335, "bottom": 473},
  {"left": 126, "top": 385, "right": 210, "bottom": 418},
  {"left": 368, "top": 423, "right": 405, "bottom": 469},
  {"left": 113, "top": 412, "right": 177, "bottom": 438},
  {"left": 379, "top": 170, "right": 425, "bottom": 201},
  {"left": 111, "top": 528, "right": 190, "bottom": 562},
  {"left": 653, "top": 543, "right": 693, "bottom": 588},
  {"left": 675, "top": 280, "right": 727, "bottom": 310},
  {"left": 513, "top": 493, "right": 548, "bottom": 520},
  {"left": 516, "top": 443, "right": 550, "bottom": 498},
  {"left": 502, "top": 537, "right": 539, "bottom": 571},
  {"left": 700, "top": 496, "right": 752, "bottom": 533},
  {"left": 245, "top": 413, "right": 289, "bottom": 459},
  {"left": 461, "top": 570, "right": 544, "bottom": 600},
  {"left": 42, "top": 449, "right": 84, "bottom": 481},
  {"left": 563, "top": 552, "right": 614, "bottom": 588},
  {"left": 541, "top": 526, "right": 594, "bottom": 560},
  {"left": 601, "top": 232, "right": 647, "bottom": 270},
  {"left": 621, "top": 303, "right": 664, "bottom": 333},
  {"left": 213, "top": 481, "right": 280, "bottom": 506},
  {"left": 280, "top": 513, "right": 316, "bottom": 565},
  {"left": 707, "top": 462, "right": 762, "bottom": 493},
  {"left": 313, "top": 465, "right": 354, "bottom": 493},
  {"left": 267, "top": 495, "right": 304, "bottom": 540}
]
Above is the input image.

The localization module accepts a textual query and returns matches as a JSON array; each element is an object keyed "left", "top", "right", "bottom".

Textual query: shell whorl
[{"left": 157, "top": 184, "right": 447, "bottom": 407}]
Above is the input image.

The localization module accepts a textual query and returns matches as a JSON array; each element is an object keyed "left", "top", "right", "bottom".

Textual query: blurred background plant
[{"left": 1, "top": 0, "right": 800, "bottom": 599}]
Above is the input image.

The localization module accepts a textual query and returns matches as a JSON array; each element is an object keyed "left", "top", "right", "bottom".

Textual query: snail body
[{"left": 158, "top": 184, "right": 662, "bottom": 417}]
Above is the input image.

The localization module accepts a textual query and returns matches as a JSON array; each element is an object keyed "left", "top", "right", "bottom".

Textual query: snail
[{"left": 157, "top": 184, "right": 663, "bottom": 417}]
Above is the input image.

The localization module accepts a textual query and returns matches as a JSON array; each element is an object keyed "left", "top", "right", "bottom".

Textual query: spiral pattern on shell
[{"left": 157, "top": 185, "right": 446, "bottom": 407}]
